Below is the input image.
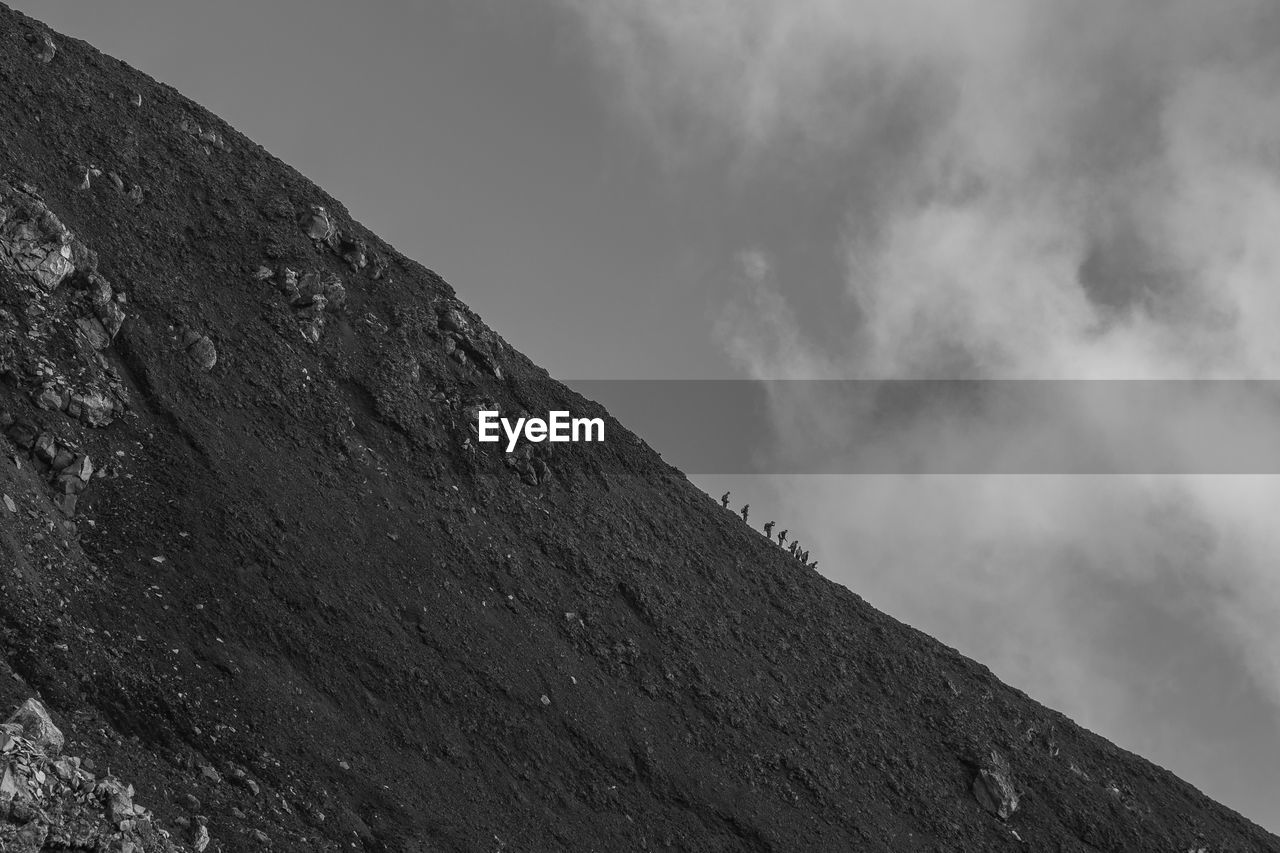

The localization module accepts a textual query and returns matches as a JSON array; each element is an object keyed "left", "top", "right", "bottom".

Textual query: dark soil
[{"left": 0, "top": 4, "right": 1275, "bottom": 851}]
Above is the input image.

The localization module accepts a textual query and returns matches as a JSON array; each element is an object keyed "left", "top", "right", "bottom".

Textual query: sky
[{"left": 14, "top": 0, "right": 1280, "bottom": 832}]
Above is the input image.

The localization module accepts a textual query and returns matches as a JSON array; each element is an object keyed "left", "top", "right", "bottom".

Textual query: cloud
[
  {"left": 713, "top": 250, "right": 834, "bottom": 380},
  {"left": 561, "top": 0, "right": 1280, "bottom": 825}
]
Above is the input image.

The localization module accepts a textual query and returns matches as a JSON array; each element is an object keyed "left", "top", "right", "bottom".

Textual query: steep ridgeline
[{"left": 0, "top": 5, "right": 1275, "bottom": 852}]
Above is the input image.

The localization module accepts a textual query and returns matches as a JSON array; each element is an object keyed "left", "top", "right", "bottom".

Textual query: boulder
[
  {"left": 0, "top": 183, "right": 76, "bottom": 291},
  {"left": 438, "top": 308, "right": 468, "bottom": 334},
  {"left": 973, "top": 752, "right": 1018, "bottom": 820},
  {"left": 0, "top": 764, "right": 17, "bottom": 800},
  {"left": 37, "top": 33, "right": 56, "bottom": 64},
  {"left": 54, "top": 473, "right": 83, "bottom": 495},
  {"left": 300, "top": 315, "right": 325, "bottom": 344},
  {"left": 296, "top": 271, "right": 346, "bottom": 312},
  {"left": 33, "top": 432, "right": 57, "bottom": 463},
  {"left": 70, "top": 239, "right": 98, "bottom": 275},
  {"left": 186, "top": 336, "right": 217, "bottom": 371},
  {"left": 6, "top": 698, "right": 63, "bottom": 756},
  {"left": 35, "top": 384, "right": 66, "bottom": 412},
  {"left": 293, "top": 293, "right": 327, "bottom": 312},
  {"left": 71, "top": 454, "right": 94, "bottom": 482},
  {"left": 87, "top": 274, "right": 113, "bottom": 307},
  {"left": 97, "top": 300, "right": 126, "bottom": 339},
  {"left": 300, "top": 205, "right": 334, "bottom": 241},
  {"left": 338, "top": 234, "right": 367, "bottom": 269},
  {"left": 322, "top": 277, "right": 347, "bottom": 311},
  {"left": 77, "top": 317, "right": 112, "bottom": 350},
  {"left": 67, "top": 391, "right": 115, "bottom": 427}
]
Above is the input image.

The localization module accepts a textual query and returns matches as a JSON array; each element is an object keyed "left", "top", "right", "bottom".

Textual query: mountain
[{"left": 0, "top": 5, "right": 1275, "bottom": 851}]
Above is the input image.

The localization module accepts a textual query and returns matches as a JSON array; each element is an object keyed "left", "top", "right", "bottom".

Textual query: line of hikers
[{"left": 720, "top": 492, "right": 816, "bottom": 570}]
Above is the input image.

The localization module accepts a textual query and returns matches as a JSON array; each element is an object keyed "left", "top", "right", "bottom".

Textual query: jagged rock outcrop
[
  {"left": 973, "top": 749, "right": 1020, "bottom": 821},
  {"left": 1, "top": 699, "right": 188, "bottom": 852},
  {"left": 0, "top": 179, "right": 130, "bottom": 431}
]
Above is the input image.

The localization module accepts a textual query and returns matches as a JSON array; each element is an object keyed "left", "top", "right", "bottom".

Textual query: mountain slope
[{"left": 0, "top": 5, "right": 1275, "bottom": 851}]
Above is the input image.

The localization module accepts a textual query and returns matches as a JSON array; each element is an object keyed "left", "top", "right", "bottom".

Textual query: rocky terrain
[
  {"left": 1, "top": 697, "right": 191, "bottom": 852},
  {"left": 0, "top": 4, "right": 1276, "bottom": 851}
]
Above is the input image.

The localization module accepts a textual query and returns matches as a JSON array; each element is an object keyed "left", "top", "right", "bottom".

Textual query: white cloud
[{"left": 562, "top": 0, "right": 1280, "bottom": 823}]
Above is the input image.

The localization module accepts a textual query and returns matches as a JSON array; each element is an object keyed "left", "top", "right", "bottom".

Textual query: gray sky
[{"left": 17, "top": 0, "right": 1280, "bottom": 832}]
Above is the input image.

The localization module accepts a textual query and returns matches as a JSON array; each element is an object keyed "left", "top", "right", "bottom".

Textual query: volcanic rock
[
  {"left": 299, "top": 205, "right": 333, "bottom": 241},
  {"left": 0, "top": 180, "right": 75, "bottom": 291},
  {"left": 77, "top": 316, "right": 111, "bottom": 350},
  {"left": 5, "top": 699, "right": 63, "bottom": 757},
  {"left": 973, "top": 750, "right": 1020, "bottom": 820},
  {"left": 34, "top": 31, "right": 55, "bottom": 64},
  {"left": 185, "top": 335, "right": 217, "bottom": 371}
]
